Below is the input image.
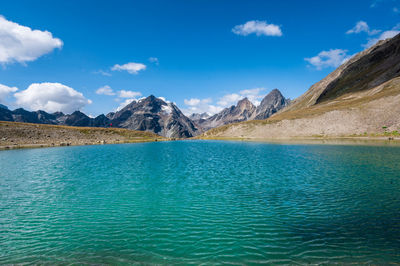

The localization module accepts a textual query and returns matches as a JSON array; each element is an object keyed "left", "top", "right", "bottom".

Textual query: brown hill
[{"left": 0, "top": 121, "right": 164, "bottom": 150}]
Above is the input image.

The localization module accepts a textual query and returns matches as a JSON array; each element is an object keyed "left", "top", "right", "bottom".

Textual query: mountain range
[
  {"left": 0, "top": 90, "right": 288, "bottom": 138},
  {"left": 191, "top": 89, "right": 289, "bottom": 130}
]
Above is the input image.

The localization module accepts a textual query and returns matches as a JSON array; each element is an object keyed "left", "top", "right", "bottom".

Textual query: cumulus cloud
[
  {"left": 232, "top": 20, "right": 282, "bottom": 36},
  {"left": 96, "top": 85, "right": 115, "bottom": 96},
  {"left": 14, "top": 82, "right": 91, "bottom": 113},
  {"left": 305, "top": 49, "right": 351, "bottom": 70},
  {"left": 118, "top": 90, "right": 142, "bottom": 98},
  {"left": 0, "top": 15, "right": 63, "bottom": 64},
  {"left": 183, "top": 88, "right": 266, "bottom": 115},
  {"left": 111, "top": 62, "right": 146, "bottom": 74},
  {"left": 346, "top": 21, "right": 380, "bottom": 35},
  {"left": 0, "top": 83, "right": 18, "bottom": 103},
  {"left": 183, "top": 98, "right": 222, "bottom": 115}
]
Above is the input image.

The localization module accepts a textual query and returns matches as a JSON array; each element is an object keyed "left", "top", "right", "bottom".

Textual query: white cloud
[
  {"left": 116, "top": 98, "right": 137, "bottom": 111},
  {"left": 14, "top": 82, "right": 91, "bottom": 113},
  {"left": 0, "top": 15, "right": 63, "bottom": 64},
  {"left": 149, "top": 57, "right": 159, "bottom": 65},
  {"left": 0, "top": 83, "right": 18, "bottom": 103},
  {"left": 118, "top": 90, "right": 142, "bottom": 98},
  {"left": 183, "top": 88, "right": 266, "bottom": 115},
  {"left": 346, "top": 22, "right": 400, "bottom": 48},
  {"left": 183, "top": 98, "right": 222, "bottom": 115},
  {"left": 364, "top": 29, "right": 400, "bottom": 48},
  {"left": 305, "top": 49, "right": 351, "bottom": 70},
  {"left": 111, "top": 62, "right": 146, "bottom": 74},
  {"left": 232, "top": 20, "right": 282, "bottom": 37},
  {"left": 217, "top": 88, "right": 265, "bottom": 107},
  {"left": 184, "top": 98, "right": 202, "bottom": 106},
  {"left": 217, "top": 93, "right": 242, "bottom": 107},
  {"left": 96, "top": 85, "right": 115, "bottom": 96},
  {"left": 346, "top": 21, "right": 380, "bottom": 35}
]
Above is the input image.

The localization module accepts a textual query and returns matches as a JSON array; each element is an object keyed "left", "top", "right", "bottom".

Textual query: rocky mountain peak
[
  {"left": 236, "top": 97, "right": 254, "bottom": 110},
  {"left": 110, "top": 95, "right": 200, "bottom": 138},
  {"left": 253, "top": 89, "right": 289, "bottom": 120}
]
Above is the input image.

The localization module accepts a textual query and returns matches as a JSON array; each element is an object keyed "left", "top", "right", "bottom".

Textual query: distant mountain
[
  {"left": 110, "top": 95, "right": 201, "bottom": 138},
  {"left": 0, "top": 104, "right": 8, "bottom": 110},
  {"left": 253, "top": 89, "right": 290, "bottom": 120},
  {"left": 189, "top": 112, "right": 210, "bottom": 121},
  {"left": 198, "top": 98, "right": 256, "bottom": 130},
  {"left": 195, "top": 90, "right": 289, "bottom": 131}
]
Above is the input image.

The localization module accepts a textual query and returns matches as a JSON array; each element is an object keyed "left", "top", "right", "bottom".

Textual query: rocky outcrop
[{"left": 110, "top": 95, "right": 201, "bottom": 138}]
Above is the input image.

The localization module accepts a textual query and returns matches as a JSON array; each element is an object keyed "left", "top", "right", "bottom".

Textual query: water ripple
[{"left": 0, "top": 140, "right": 400, "bottom": 264}]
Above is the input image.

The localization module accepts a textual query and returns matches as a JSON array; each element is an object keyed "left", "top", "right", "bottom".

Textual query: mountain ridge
[
  {"left": 193, "top": 89, "right": 289, "bottom": 131},
  {"left": 0, "top": 95, "right": 202, "bottom": 139}
]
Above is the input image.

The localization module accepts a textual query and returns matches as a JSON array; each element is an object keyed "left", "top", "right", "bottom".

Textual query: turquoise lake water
[{"left": 0, "top": 140, "right": 400, "bottom": 264}]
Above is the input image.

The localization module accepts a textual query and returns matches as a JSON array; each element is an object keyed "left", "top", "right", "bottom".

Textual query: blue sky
[{"left": 0, "top": 0, "right": 399, "bottom": 116}]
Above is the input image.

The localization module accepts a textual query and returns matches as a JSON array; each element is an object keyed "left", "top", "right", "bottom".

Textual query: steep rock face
[
  {"left": 253, "top": 89, "right": 290, "bottom": 120},
  {"left": 111, "top": 95, "right": 201, "bottom": 138},
  {"left": 199, "top": 98, "right": 256, "bottom": 130}
]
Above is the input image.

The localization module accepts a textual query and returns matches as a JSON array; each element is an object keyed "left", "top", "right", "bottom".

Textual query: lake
[{"left": 0, "top": 140, "right": 399, "bottom": 264}]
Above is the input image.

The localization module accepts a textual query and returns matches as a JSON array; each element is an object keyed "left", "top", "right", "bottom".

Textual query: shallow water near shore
[{"left": 1, "top": 140, "right": 400, "bottom": 264}]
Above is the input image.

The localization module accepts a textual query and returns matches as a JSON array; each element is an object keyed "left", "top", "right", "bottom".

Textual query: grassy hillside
[{"left": 0, "top": 121, "right": 165, "bottom": 150}]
